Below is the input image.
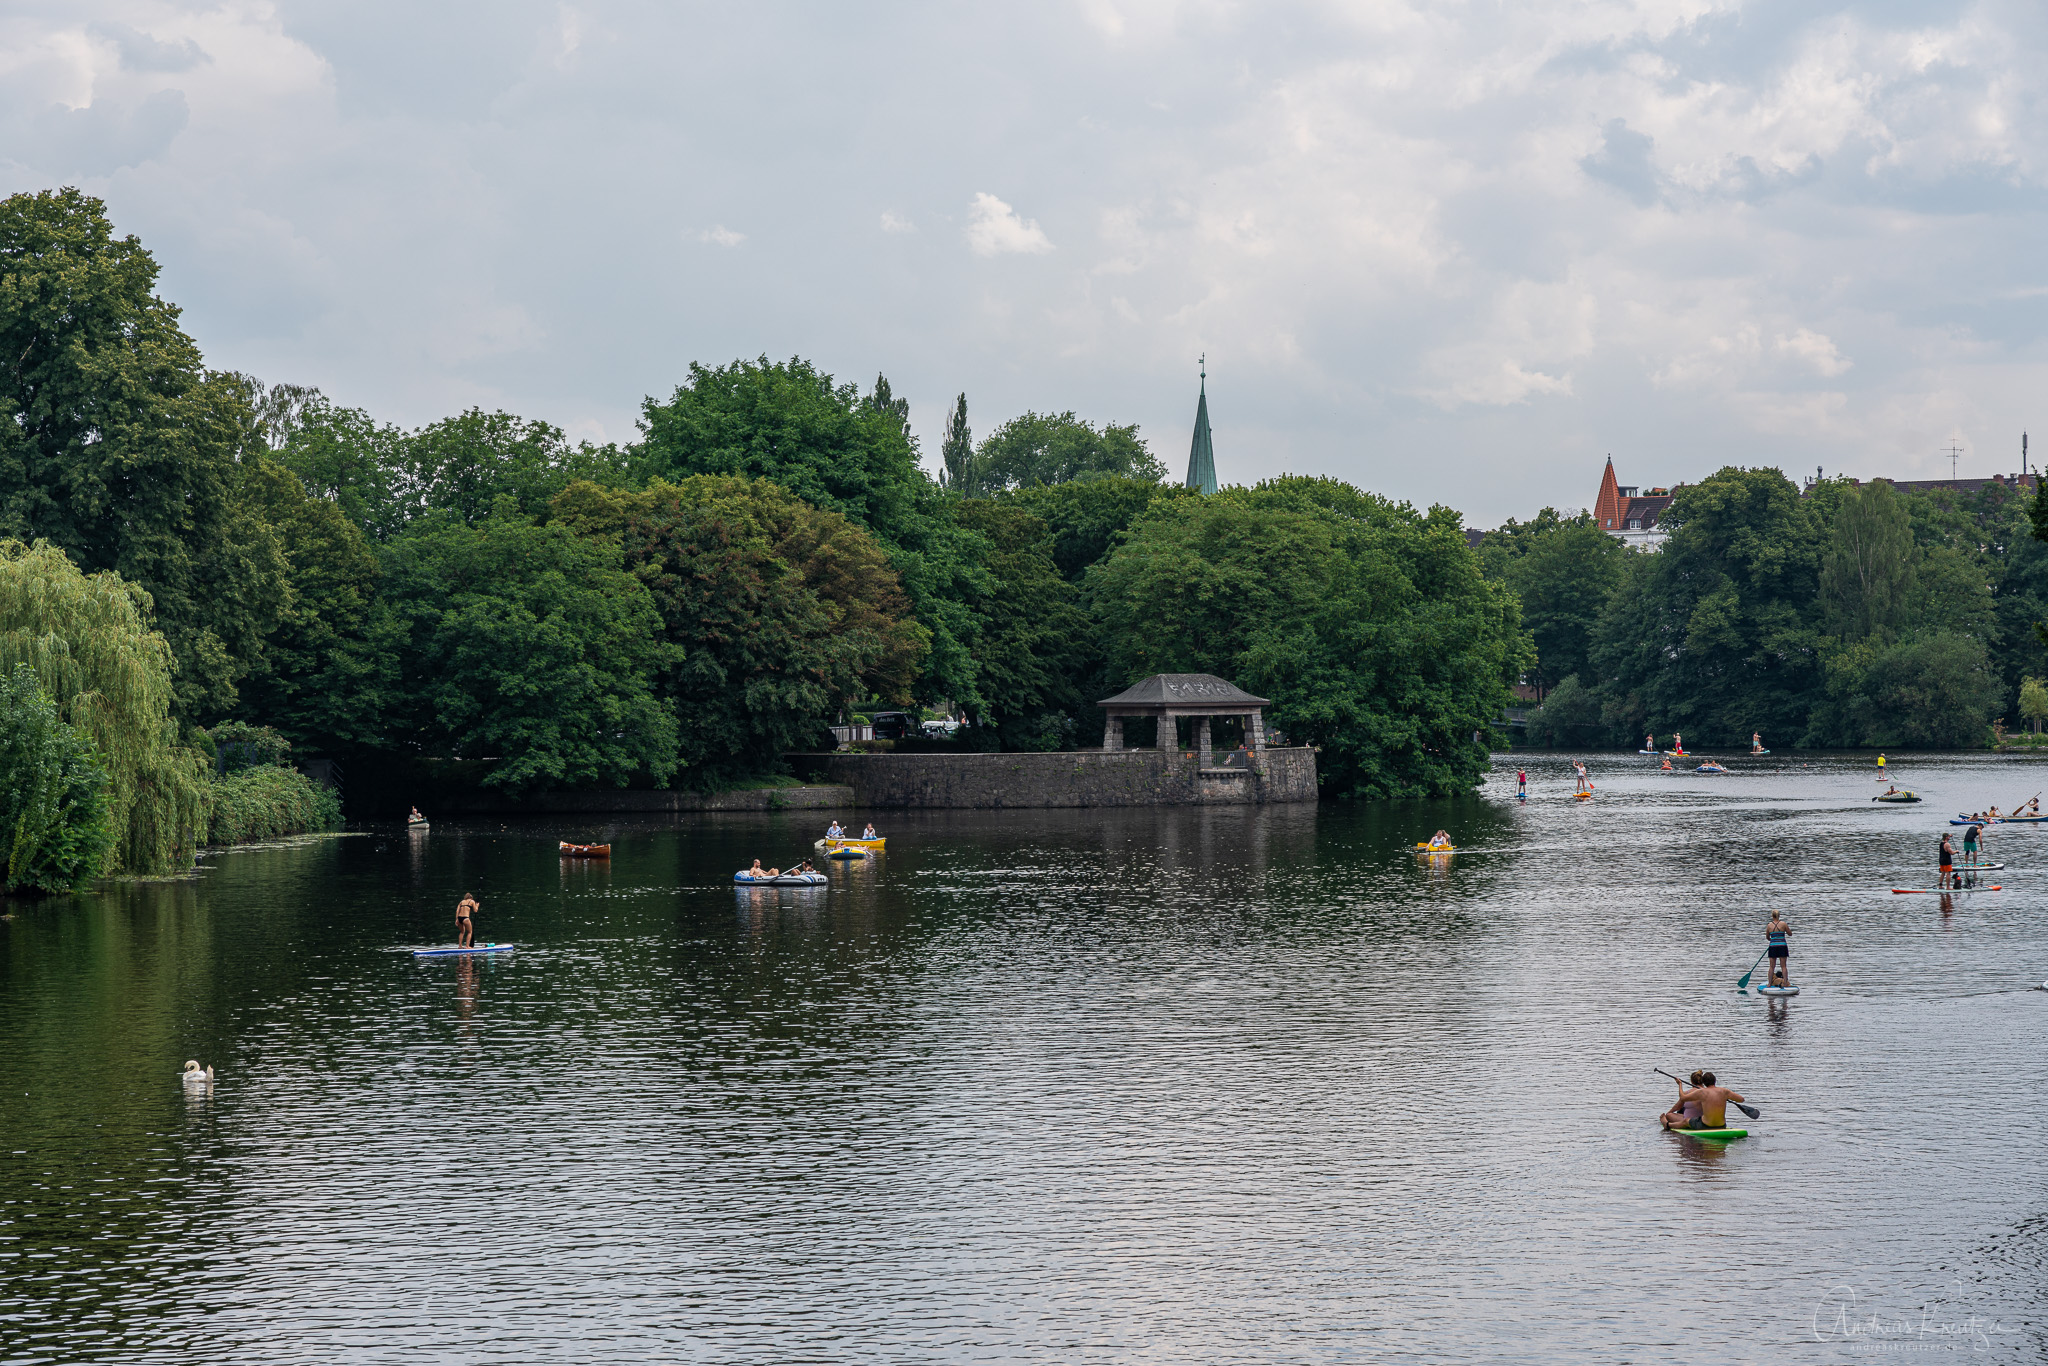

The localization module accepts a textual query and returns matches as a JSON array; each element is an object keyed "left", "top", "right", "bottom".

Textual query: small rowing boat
[{"left": 559, "top": 842, "right": 611, "bottom": 857}]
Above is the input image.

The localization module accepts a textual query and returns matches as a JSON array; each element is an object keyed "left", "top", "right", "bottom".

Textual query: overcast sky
[{"left": 5, "top": 1, "right": 2045, "bottom": 525}]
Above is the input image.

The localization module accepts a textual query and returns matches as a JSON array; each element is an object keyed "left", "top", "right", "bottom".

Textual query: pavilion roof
[{"left": 1098, "top": 673, "right": 1269, "bottom": 709}]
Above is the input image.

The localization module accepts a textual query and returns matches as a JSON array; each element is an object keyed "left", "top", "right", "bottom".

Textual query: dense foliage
[
  {"left": 1509, "top": 465, "right": 2044, "bottom": 750},
  {"left": 0, "top": 185, "right": 1559, "bottom": 832},
  {"left": 0, "top": 665, "right": 116, "bottom": 893},
  {"left": 1098, "top": 479, "right": 1529, "bottom": 797},
  {"left": 0, "top": 539, "right": 210, "bottom": 874}
]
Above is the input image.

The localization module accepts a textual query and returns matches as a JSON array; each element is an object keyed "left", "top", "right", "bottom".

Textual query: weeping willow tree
[{"left": 0, "top": 540, "right": 210, "bottom": 875}]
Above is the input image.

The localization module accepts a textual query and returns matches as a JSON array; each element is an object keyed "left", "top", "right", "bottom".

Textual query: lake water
[{"left": 4, "top": 753, "right": 2046, "bottom": 1362}]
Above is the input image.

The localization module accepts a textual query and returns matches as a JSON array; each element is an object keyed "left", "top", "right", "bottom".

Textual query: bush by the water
[
  {"left": 0, "top": 665, "right": 118, "bottom": 893},
  {"left": 205, "top": 765, "right": 343, "bottom": 846}
]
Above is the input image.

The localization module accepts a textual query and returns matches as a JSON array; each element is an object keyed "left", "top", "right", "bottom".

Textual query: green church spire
[{"left": 1185, "top": 354, "right": 1217, "bottom": 495}]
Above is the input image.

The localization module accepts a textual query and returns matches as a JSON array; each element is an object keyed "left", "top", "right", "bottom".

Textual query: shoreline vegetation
[{"left": 8, "top": 187, "right": 2048, "bottom": 891}]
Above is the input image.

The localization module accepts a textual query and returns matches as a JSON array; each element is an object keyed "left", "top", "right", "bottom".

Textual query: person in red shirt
[{"left": 1516, "top": 768, "right": 1527, "bottom": 802}]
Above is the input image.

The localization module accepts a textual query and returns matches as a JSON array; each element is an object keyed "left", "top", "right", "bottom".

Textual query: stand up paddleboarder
[
  {"left": 1939, "top": 831, "right": 1956, "bottom": 889},
  {"left": 1765, "top": 910, "right": 1791, "bottom": 987},
  {"left": 1517, "top": 767, "right": 1528, "bottom": 802},
  {"left": 455, "top": 892, "right": 478, "bottom": 948}
]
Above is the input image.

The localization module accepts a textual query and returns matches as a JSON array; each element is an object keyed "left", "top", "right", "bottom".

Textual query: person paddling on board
[
  {"left": 1645, "top": 734, "right": 1655, "bottom": 754},
  {"left": 1765, "top": 910, "right": 1791, "bottom": 987},
  {"left": 1517, "top": 767, "right": 1528, "bottom": 802},
  {"left": 1877, "top": 751, "right": 1887, "bottom": 776},
  {"left": 1660, "top": 1070, "right": 1707, "bottom": 1129},
  {"left": 455, "top": 892, "right": 478, "bottom": 948},
  {"left": 1672, "top": 732, "right": 1684, "bottom": 755},
  {"left": 1751, "top": 731, "right": 1763, "bottom": 754},
  {"left": 1963, "top": 820, "right": 1982, "bottom": 874},
  {"left": 1939, "top": 831, "right": 1956, "bottom": 889},
  {"left": 1661, "top": 1070, "right": 1744, "bottom": 1130}
]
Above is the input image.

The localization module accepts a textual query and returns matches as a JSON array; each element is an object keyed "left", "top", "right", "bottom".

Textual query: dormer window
[{"left": 1629, "top": 519, "right": 1642, "bottom": 530}]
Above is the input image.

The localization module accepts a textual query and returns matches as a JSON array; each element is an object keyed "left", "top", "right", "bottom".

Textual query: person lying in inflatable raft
[{"left": 1423, "top": 829, "right": 1453, "bottom": 851}]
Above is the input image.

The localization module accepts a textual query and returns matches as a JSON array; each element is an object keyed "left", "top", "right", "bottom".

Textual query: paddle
[
  {"left": 1735, "top": 949, "right": 1768, "bottom": 991},
  {"left": 1655, "top": 1067, "right": 1762, "bottom": 1119}
]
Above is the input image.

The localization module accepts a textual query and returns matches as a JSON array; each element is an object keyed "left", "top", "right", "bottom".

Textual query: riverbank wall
[
  {"left": 437, "top": 785, "right": 856, "bottom": 815},
  {"left": 787, "top": 747, "right": 1318, "bottom": 808}
]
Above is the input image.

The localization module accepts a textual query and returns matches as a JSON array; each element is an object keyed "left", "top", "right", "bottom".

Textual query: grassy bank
[{"left": 205, "top": 766, "right": 343, "bottom": 846}]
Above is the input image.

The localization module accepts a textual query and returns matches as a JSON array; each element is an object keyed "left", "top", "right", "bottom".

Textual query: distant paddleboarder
[
  {"left": 1765, "top": 910, "right": 1791, "bottom": 988},
  {"left": 1751, "top": 732, "right": 1764, "bottom": 754},
  {"left": 1517, "top": 767, "right": 1528, "bottom": 802},
  {"left": 1878, "top": 751, "right": 1887, "bottom": 775},
  {"left": 1939, "top": 831, "right": 1956, "bottom": 889},
  {"left": 455, "top": 892, "right": 479, "bottom": 948}
]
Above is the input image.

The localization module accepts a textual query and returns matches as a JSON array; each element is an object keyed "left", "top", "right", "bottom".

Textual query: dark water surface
[{"left": 5, "top": 753, "right": 2047, "bottom": 1362}]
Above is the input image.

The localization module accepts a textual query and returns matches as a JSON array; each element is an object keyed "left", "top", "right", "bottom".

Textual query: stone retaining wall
[
  {"left": 440, "top": 785, "right": 856, "bottom": 814},
  {"left": 788, "top": 747, "right": 1317, "bottom": 808}
]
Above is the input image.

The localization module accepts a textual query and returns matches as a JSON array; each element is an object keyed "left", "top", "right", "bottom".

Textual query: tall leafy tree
[
  {"left": 951, "top": 501, "right": 1091, "bottom": 749},
  {"left": 0, "top": 188, "right": 290, "bottom": 719},
  {"left": 1819, "top": 481, "right": 1915, "bottom": 641},
  {"left": 0, "top": 664, "right": 116, "bottom": 893},
  {"left": 975, "top": 411, "right": 1163, "bottom": 491},
  {"left": 0, "top": 540, "right": 210, "bottom": 874},
  {"left": 633, "top": 357, "right": 988, "bottom": 707},
  {"left": 1589, "top": 466, "right": 1825, "bottom": 746},
  {"left": 405, "top": 408, "right": 628, "bottom": 526},
  {"left": 1096, "top": 477, "right": 1528, "bottom": 798},
  {"left": 1479, "top": 510, "right": 1628, "bottom": 692},
  {"left": 1007, "top": 477, "right": 1190, "bottom": 581},
  {"left": 551, "top": 476, "right": 928, "bottom": 786},
  {"left": 939, "top": 393, "right": 976, "bottom": 494},
  {"left": 376, "top": 504, "right": 679, "bottom": 793}
]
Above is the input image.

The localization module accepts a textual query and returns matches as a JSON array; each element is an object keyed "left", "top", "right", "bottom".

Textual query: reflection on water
[{"left": 2, "top": 755, "right": 2046, "bottom": 1361}]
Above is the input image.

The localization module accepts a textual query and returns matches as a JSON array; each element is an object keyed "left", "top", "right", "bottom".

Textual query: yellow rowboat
[
  {"left": 1414, "top": 842, "right": 1455, "bottom": 853},
  {"left": 814, "top": 836, "right": 886, "bottom": 854}
]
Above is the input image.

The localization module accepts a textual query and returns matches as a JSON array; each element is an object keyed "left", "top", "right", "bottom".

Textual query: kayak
[
  {"left": 1893, "top": 885, "right": 2001, "bottom": 894},
  {"left": 414, "top": 943, "right": 514, "bottom": 956},
  {"left": 1666, "top": 1126, "right": 1748, "bottom": 1141},
  {"left": 1414, "top": 842, "right": 1456, "bottom": 853}
]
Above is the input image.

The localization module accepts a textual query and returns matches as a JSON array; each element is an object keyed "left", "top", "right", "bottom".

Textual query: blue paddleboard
[{"left": 413, "top": 943, "right": 515, "bottom": 956}]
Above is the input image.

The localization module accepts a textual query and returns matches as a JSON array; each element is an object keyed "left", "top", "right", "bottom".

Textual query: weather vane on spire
[{"left": 1199, "top": 352, "right": 1206, "bottom": 382}]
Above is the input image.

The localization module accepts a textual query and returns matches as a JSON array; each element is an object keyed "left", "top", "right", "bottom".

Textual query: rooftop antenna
[
  {"left": 1943, "top": 439, "right": 1965, "bottom": 481},
  {"left": 2025, "top": 431, "right": 2030, "bottom": 478}
]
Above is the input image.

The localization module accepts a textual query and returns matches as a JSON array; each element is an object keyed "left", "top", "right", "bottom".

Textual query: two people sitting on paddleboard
[{"left": 1661, "top": 1070, "right": 1745, "bottom": 1131}]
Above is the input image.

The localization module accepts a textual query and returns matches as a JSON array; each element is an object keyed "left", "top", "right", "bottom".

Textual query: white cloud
[
  {"left": 1777, "top": 328, "right": 1852, "bottom": 378},
  {"left": 965, "top": 192, "right": 1054, "bottom": 256},
  {"left": 879, "top": 211, "right": 915, "bottom": 233},
  {"left": 698, "top": 225, "right": 744, "bottom": 247}
]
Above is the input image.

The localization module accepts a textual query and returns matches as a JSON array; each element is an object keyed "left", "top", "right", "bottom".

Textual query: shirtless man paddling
[{"left": 1661, "top": 1070, "right": 1746, "bottom": 1130}]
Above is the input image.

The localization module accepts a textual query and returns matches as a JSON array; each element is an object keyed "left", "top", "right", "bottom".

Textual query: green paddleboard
[{"left": 1665, "top": 1126, "right": 1747, "bottom": 1140}]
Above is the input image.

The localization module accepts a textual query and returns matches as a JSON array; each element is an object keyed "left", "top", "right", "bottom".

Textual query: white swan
[{"left": 182, "top": 1060, "right": 215, "bottom": 1085}]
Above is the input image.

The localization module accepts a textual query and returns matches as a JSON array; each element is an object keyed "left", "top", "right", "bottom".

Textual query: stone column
[
  {"left": 1195, "top": 715, "right": 1212, "bottom": 768},
  {"left": 1103, "top": 714, "right": 1122, "bottom": 751},
  {"left": 1156, "top": 711, "right": 1176, "bottom": 750},
  {"left": 1248, "top": 711, "right": 1266, "bottom": 751}
]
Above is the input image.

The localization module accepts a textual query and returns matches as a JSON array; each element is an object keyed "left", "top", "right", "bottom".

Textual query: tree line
[
  {"left": 1489, "top": 466, "right": 2048, "bottom": 751},
  {"left": 0, "top": 188, "right": 1527, "bottom": 882}
]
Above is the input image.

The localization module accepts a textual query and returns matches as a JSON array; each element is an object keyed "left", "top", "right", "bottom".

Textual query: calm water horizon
[{"left": 4, "top": 753, "right": 2045, "bottom": 1361}]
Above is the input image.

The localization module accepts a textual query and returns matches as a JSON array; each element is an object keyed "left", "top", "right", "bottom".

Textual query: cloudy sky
[{"left": 5, "top": 1, "right": 2045, "bottom": 525}]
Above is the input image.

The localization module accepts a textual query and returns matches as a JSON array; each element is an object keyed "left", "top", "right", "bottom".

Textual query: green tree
[
  {"left": 375, "top": 504, "right": 680, "bottom": 793},
  {"left": 975, "top": 411, "right": 1163, "bottom": 491},
  {"left": 1521, "top": 673, "right": 1604, "bottom": 750},
  {"left": 1095, "top": 477, "right": 1527, "bottom": 798},
  {"left": 1007, "top": 477, "right": 1191, "bottom": 581},
  {"left": 1481, "top": 511, "right": 1628, "bottom": 692},
  {"left": 229, "top": 457, "right": 395, "bottom": 755},
  {"left": 0, "top": 188, "right": 291, "bottom": 720},
  {"left": 634, "top": 357, "right": 988, "bottom": 707},
  {"left": 939, "top": 393, "right": 976, "bottom": 494},
  {"left": 952, "top": 501, "right": 1091, "bottom": 749},
  {"left": 1589, "top": 467, "right": 1824, "bottom": 746},
  {"left": 551, "top": 476, "right": 928, "bottom": 785},
  {"left": 405, "top": 408, "right": 628, "bottom": 526},
  {"left": 2022, "top": 675, "right": 2048, "bottom": 734},
  {"left": 275, "top": 395, "right": 411, "bottom": 540},
  {"left": 0, "top": 664, "right": 116, "bottom": 893},
  {"left": 1853, "top": 633, "right": 2004, "bottom": 748},
  {"left": 0, "top": 541, "right": 210, "bottom": 873},
  {"left": 1819, "top": 480, "right": 1915, "bottom": 641}
]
